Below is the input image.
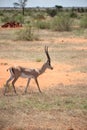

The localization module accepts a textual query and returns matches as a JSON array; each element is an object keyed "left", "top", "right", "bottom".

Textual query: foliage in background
[
  {"left": 36, "top": 20, "right": 51, "bottom": 29},
  {"left": 14, "top": 0, "right": 28, "bottom": 16},
  {"left": 46, "top": 8, "right": 57, "bottom": 17},
  {"left": 69, "top": 11, "right": 78, "bottom": 18},
  {"left": 17, "top": 21, "right": 39, "bottom": 41},
  {"left": 14, "top": 14, "right": 24, "bottom": 23},
  {"left": 51, "top": 13, "right": 72, "bottom": 31},
  {"left": 80, "top": 14, "right": 87, "bottom": 28},
  {"left": 0, "top": 7, "right": 87, "bottom": 33},
  {"left": 1, "top": 13, "right": 24, "bottom": 23}
]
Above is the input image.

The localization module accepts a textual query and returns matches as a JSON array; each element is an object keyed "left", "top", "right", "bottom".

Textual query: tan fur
[{"left": 4, "top": 46, "right": 53, "bottom": 95}]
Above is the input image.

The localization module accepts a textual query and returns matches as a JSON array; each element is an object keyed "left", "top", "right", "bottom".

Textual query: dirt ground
[
  {"left": 0, "top": 35, "right": 87, "bottom": 130},
  {"left": 0, "top": 36, "right": 87, "bottom": 89},
  {"left": 0, "top": 59, "right": 87, "bottom": 90}
]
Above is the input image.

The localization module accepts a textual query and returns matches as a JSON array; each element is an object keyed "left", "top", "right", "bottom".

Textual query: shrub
[
  {"left": 1, "top": 14, "right": 11, "bottom": 23},
  {"left": 17, "top": 22, "right": 39, "bottom": 41},
  {"left": 14, "top": 14, "right": 24, "bottom": 23},
  {"left": 1, "top": 13, "right": 24, "bottom": 24},
  {"left": 36, "top": 20, "right": 50, "bottom": 29},
  {"left": 36, "top": 58, "right": 42, "bottom": 62},
  {"left": 69, "top": 11, "right": 78, "bottom": 18},
  {"left": 46, "top": 8, "right": 57, "bottom": 17},
  {"left": 52, "top": 13, "right": 72, "bottom": 31},
  {"left": 35, "top": 13, "right": 45, "bottom": 20},
  {"left": 80, "top": 15, "right": 87, "bottom": 28},
  {"left": 0, "top": 11, "right": 4, "bottom": 16}
]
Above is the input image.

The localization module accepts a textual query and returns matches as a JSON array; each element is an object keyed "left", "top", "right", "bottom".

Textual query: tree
[
  {"left": 55, "top": 5, "right": 63, "bottom": 11},
  {"left": 14, "top": 0, "right": 28, "bottom": 15},
  {"left": 46, "top": 8, "right": 57, "bottom": 17}
]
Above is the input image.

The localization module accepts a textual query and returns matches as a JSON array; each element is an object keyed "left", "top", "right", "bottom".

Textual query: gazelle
[{"left": 4, "top": 46, "right": 53, "bottom": 95}]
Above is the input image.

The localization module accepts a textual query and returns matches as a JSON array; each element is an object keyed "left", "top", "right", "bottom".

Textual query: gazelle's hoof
[{"left": 22, "top": 91, "right": 27, "bottom": 95}]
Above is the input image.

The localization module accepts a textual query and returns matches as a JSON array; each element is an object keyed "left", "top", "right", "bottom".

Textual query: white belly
[{"left": 21, "top": 73, "right": 34, "bottom": 78}]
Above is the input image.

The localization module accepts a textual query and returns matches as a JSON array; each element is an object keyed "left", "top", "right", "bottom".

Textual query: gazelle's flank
[{"left": 4, "top": 46, "right": 53, "bottom": 95}]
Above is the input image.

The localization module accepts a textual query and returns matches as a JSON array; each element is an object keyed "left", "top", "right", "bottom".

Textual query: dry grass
[
  {"left": 0, "top": 28, "right": 87, "bottom": 130},
  {"left": 0, "top": 84, "right": 87, "bottom": 130}
]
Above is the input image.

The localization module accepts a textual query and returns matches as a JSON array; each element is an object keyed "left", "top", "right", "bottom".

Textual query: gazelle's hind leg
[
  {"left": 4, "top": 75, "right": 14, "bottom": 95},
  {"left": 12, "top": 77, "right": 19, "bottom": 94}
]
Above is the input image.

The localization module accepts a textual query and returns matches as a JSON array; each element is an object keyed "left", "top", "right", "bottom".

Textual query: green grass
[
  {"left": 0, "top": 30, "right": 87, "bottom": 64},
  {"left": 0, "top": 10, "right": 87, "bottom": 130},
  {"left": 0, "top": 21, "right": 87, "bottom": 129},
  {"left": 0, "top": 86, "right": 87, "bottom": 111},
  {"left": 36, "top": 58, "right": 42, "bottom": 62}
]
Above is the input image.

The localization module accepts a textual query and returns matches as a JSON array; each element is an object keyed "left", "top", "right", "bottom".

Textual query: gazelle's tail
[{"left": 7, "top": 67, "right": 15, "bottom": 75}]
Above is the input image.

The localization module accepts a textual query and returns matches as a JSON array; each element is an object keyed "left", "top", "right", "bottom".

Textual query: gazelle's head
[{"left": 45, "top": 46, "right": 53, "bottom": 70}]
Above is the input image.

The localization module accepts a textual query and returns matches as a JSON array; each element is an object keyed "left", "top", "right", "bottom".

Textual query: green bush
[
  {"left": 80, "top": 15, "right": 87, "bottom": 28},
  {"left": 69, "top": 11, "right": 78, "bottom": 18},
  {"left": 46, "top": 8, "right": 57, "bottom": 17},
  {"left": 14, "top": 14, "right": 24, "bottom": 23},
  {"left": 17, "top": 22, "right": 39, "bottom": 41},
  {"left": 36, "top": 58, "right": 42, "bottom": 62},
  {"left": 36, "top": 20, "right": 50, "bottom": 29},
  {"left": 0, "top": 11, "right": 4, "bottom": 16},
  {"left": 52, "top": 13, "right": 72, "bottom": 31},
  {"left": 35, "top": 13, "right": 45, "bottom": 20},
  {"left": 1, "top": 13, "right": 24, "bottom": 23},
  {"left": 1, "top": 14, "right": 11, "bottom": 23}
]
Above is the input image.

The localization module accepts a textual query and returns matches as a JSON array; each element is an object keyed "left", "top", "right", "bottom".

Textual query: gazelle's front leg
[
  {"left": 35, "top": 78, "right": 42, "bottom": 93},
  {"left": 4, "top": 75, "right": 14, "bottom": 95},
  {"left": 24, "top": 78, "right": 31, "bottom": 93}
]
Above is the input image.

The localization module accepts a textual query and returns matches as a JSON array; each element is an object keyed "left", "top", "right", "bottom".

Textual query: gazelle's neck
[{"left": 38, "top": 62, "right": 47, "bottom": 75}]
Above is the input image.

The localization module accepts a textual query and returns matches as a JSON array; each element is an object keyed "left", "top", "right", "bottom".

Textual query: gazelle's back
[{"left": 9, "top": 66, "right": 39, "bottom": 78}]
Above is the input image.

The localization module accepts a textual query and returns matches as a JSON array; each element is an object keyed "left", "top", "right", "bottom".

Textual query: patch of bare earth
[
  {"left": 0, "top": 58, "right": 87, "bottom": 90},
  {"left": 0, "top": 58, "right": 87, "bottom": 130},
  {"left": 0, "top": 36, "right": 87, "bottom": 130}
]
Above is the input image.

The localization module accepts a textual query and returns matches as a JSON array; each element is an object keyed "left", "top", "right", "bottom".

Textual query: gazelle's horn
[{"left": 45, "top": 46, "right": 51, "bottom": 64}]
